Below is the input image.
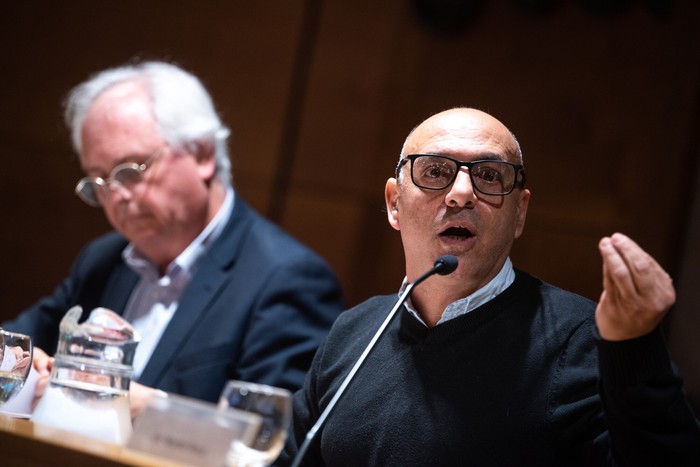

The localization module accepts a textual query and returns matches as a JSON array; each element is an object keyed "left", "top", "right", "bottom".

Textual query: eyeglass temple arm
[
  {"left": 395, "top": 158, "right": 409, "bottom": 178},
  {"left": 518, "top": 168, "right": 526, "bottom": 189}
]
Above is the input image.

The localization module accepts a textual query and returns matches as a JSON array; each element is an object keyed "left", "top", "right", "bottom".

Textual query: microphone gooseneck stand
[{"left": 290, "top": 255, "right": 459, "bottom": 467}]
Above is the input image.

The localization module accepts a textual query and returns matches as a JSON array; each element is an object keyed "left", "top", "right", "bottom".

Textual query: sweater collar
[
  {"left": 399, "top": 258, "right": 515, "bottom": 327},
  {"left": 399, "top": 269, "right": 536, "bottom": 342}
]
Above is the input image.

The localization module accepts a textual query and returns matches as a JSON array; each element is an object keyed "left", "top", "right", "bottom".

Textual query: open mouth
[{"left": 439, "top": 226, "right": 473, "bottom": 240}]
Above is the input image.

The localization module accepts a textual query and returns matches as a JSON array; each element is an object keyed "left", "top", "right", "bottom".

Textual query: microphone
[
  {"left": 290, "top": 255, "right": 458, "bottom": 467},
  {"left": 416, "top": 254, "right": 458, "bottom": 281}
]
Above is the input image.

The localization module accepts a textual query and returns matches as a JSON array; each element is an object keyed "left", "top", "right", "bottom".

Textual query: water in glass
[{"left": 218, "top": 380, "right": 292, "bottom": 466}]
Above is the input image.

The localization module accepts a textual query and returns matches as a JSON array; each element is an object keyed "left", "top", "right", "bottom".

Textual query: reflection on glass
[
  {"left": 0, "top": 329, "right": 33, "bottom": 406},
  {"left": 218, "top": 380, "right": 292, "bottom": 467}
]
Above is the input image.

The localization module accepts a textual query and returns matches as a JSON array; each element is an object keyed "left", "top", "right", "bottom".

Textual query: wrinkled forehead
[{"left": 404, "top": 109, "right": 519, "bottom": 162}]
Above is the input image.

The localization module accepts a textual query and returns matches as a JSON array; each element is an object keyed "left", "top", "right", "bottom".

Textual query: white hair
[{"left": 65, "top": 61, "right": 232, "bottom": 185}]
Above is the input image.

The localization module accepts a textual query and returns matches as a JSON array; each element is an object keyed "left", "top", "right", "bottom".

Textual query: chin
[{"left": 125, "top": 228, "right": 165, "bottom": 248}]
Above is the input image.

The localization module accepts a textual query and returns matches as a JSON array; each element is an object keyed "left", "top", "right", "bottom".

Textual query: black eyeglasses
[
  {"left": 396, "top": 154, "right": 526, "bottom": 196},
  {"left": 75, "top": 148, "right": 165, "bottom": 207}
]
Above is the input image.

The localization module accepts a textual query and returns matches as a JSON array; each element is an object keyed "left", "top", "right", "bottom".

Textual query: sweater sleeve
[
  {"left": 548, "top": 319, "right": 700, "bottom": 466},
  {"left": 596, "top": 327, "right": 700, "bottom": 466}
]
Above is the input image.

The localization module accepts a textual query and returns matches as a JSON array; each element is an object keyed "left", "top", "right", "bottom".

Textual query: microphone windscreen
[{"left": 435, "top": 255, "right": 458, "bottom": 275}]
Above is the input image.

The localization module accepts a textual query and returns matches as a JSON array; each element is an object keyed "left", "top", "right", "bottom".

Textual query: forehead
[
  {"left": 406, "top": 110, "right": 518, "bottom": 162},
  {"left": 80, "top": 83, "right": 161, "bottom": 166},
  {"left": 85, "top": 82, "right": 154, "bottom": 132}
]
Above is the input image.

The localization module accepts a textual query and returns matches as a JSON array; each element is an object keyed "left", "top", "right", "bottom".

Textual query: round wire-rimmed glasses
[
  {"left": 74, "top": 147, "right": 165, "bottom": 207},
  {"left": 397, "top": 154, "right": 526, "bottom": 196}
]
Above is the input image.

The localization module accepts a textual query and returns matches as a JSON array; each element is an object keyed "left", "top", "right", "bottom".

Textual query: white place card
[{"left": 128, "top": 393, "right": 262, "bottom": 467}]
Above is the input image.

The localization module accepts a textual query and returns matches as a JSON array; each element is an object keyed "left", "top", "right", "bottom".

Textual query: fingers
[
  {"left": 596, "top": 233, "right": 676, "bottom": 341},
  {"left": 32, "top": 347, "right": 54, "bottom": 376},
  {"left": 12, "top": 354, "right": 32, "bottom": 373},
  {"left": 599, "top": 235, "right": 635, "bottom": 296},
  {"left": 129, "top": 381, "right": 162, "bottom": 420},
  {"left": 31, "top": 347, "right": 53, "bottom": 409},
  {"left": 33, "top": 371, "right": 51, "bottom": 410},
  {"left": 607, "top": 233, "right": 674, "bottom": 307}
]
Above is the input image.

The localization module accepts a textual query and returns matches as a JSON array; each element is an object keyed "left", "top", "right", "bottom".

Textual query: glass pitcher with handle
[{"left": 31, "top": 305, "right": 140, "bottom": 444}]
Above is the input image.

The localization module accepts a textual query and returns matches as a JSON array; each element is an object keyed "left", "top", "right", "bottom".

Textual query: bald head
[{"left": 400, "top": 108, "right": 522, "bottom": 165}]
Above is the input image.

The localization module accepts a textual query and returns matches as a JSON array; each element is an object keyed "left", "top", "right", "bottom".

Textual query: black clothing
[{"left": 282, "top": 270, "right": 700, "bottom": 466}]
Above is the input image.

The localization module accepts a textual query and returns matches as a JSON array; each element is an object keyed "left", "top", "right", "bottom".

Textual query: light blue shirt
[
  {"left": 122, "top": 187, "right": 235, "bottom": 378},
  {"left": 400, "top": 257, "right": 515, "bottom": 327}
]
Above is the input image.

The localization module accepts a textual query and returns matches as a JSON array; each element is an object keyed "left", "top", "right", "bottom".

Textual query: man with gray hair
[{"left": 3, "top": 61, "right": 344, "bottom": 416}]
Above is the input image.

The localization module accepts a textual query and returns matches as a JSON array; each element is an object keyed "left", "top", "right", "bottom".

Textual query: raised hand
[{"left": 595, "top": 233, "right": 675, "bottom": 341}]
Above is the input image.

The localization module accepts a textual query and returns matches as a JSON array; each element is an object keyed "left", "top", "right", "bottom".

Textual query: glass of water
[
  {"left": 0, "top": 329, "right": 33, "bottom": 406},
  {"left": 218, "top": 380, "right": 292, "bottom": 466}
]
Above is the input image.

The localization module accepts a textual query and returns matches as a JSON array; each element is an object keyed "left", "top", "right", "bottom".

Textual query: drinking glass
[
  {"left": 0, "top": 329, "right": 33, "bottom": 406},
  {"left": 218, "top": 380, "right": 292, "bottom": 467}
]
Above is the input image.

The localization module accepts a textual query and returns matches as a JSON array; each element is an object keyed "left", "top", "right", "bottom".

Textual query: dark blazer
[{"left": 4, "top": 198, "right": 345, "bottom": 402}]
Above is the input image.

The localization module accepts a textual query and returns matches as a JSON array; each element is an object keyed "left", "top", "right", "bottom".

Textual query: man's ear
[
  {"left": 385, "top": 178, "right": 400, "bottom": 231},
  {"left": 189, "top": 140, "right": 217, "bottom": 182},
  {"left": 514, "top": 188, "right": 530, "bottom": 239}
]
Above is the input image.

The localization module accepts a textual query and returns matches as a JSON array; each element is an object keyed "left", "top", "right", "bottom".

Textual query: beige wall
[{"left": 1, "top": 1, "right": 699, "bottom": 406}]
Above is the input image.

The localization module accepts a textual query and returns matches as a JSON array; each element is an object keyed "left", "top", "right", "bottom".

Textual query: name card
[{"left": 128, "top": 393, "right": 262, "bottom": 467}]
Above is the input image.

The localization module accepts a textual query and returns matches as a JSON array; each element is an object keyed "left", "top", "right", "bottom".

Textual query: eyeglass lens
[
  {"left": 76, "top": 163, "right": 147, "bottom": 207},
  {"left": 411, "top": 155, "right": 517, "bottom": 194}
]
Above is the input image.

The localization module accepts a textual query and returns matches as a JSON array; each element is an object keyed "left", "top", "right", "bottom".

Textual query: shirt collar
[{"left": 399, "top": 257, "right": 515, "bottom": 327}]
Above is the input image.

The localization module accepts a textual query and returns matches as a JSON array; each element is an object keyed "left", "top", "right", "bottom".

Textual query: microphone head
[{"left": 434, "top": 255, "right": 459, "bottom": 275}]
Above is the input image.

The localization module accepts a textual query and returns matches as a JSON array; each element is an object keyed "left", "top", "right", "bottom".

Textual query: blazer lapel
[
  {"left": 137, "top": 199, "right": 254, "bottom": 387},
  {"left": 101, "top": 262, "right": 140, "bottom": 315}
]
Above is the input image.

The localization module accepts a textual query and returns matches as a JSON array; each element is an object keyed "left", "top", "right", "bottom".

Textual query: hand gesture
[{"left": 595, "top": 233, "right": 676, "bottom": 341}]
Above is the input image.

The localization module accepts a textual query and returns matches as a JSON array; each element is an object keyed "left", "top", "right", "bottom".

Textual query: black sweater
[{"left": 282, "top": 270, "right": 700, "bottom": 466}]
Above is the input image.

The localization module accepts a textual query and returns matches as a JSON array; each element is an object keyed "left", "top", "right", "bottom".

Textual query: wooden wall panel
[
  {"left": 281, "top": 0, "right": 412, "bottom": 302},
  {"left": 283, "top": 0, "right": 700, "bottom": 306},
  {"left": 1, "top": 0, "right": 698, "bottom": 405},
  {"left": 0, "top": 1, "right": 307, "bottom": 313}
]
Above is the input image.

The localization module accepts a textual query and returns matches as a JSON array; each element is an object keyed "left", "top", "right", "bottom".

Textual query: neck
[
  {"left": 205, "top": 178, "right": 228, "bottom": 224},
  {"left": 411, "top": 262, "right": 508, "bottom": 327},
  {"left": 152, "top": 179, "right": 228, "bottom": 273},
  {"left": 409, "top": 276, "right": 473, "bottom": 327}
]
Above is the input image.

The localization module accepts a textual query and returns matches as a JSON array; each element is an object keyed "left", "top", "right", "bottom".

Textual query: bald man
[{"left": 279, "top": 108, "right": 700, "bottom": 466}]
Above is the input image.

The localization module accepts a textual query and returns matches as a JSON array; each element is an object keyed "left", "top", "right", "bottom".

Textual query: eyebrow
[{"left": 82, "top": 153, "right": 151, "bottom": 175}]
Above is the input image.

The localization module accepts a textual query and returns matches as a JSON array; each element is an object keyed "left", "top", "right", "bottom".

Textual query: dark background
[{"left": 2, "top": 0, "right": 699, "bottom": 408}]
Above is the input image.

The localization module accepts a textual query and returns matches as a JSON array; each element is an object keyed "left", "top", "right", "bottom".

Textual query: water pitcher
[{"left": 32, "top": 306, "right": 140, "bottom": 444}]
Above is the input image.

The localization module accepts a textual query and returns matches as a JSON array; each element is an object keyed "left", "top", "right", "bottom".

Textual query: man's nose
[
  {"left": 445, "top": 169, "right": 477, "bottom": 208},
  {"left": 106, "top": 180, "right": 133, "bottom": 203}
]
